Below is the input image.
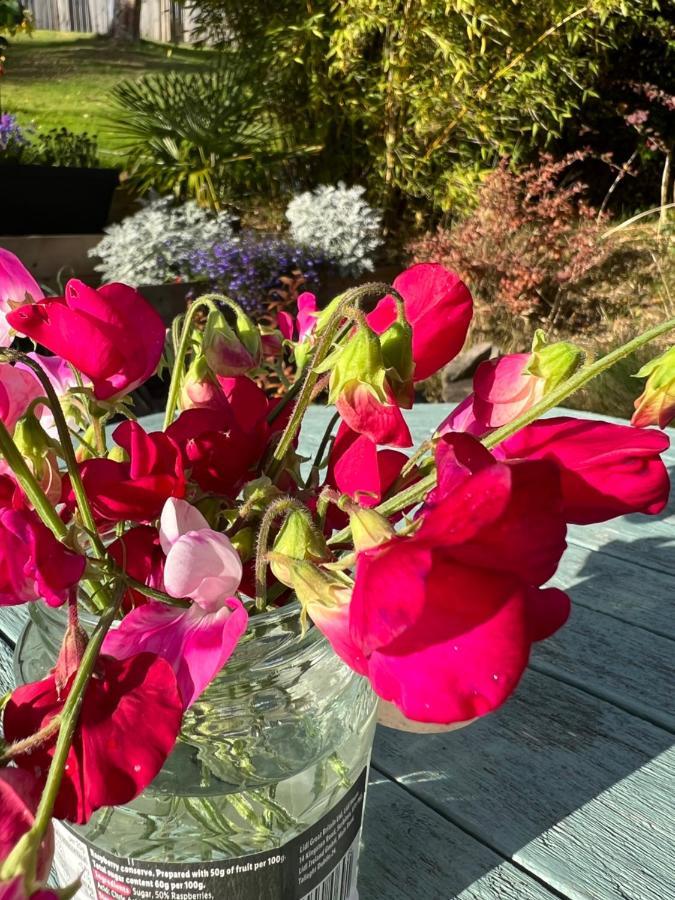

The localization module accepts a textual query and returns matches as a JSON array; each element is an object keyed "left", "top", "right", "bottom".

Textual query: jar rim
[{"left": 35, "top": 595, "right": 302, "bottom": 631}]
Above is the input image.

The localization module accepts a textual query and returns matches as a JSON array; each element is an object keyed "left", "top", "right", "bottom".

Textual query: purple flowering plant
[{"left": 187, "top": 233, "right": 325, "bottom": 312}]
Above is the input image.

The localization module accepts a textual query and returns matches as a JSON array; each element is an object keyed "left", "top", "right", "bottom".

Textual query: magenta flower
[
  {"left": 0, "top": 477, "right": 86, "bottom": 607},
  {"left": 309, "top": 446, "right": 569, "bottom": 725},
  {"left": 63, "top": 421, "right": 185, "bottom": 524},
  {"left": 439, "top": 353, "right": 544, "bottom": 435},
  {"left": 3, "top": 652, "right": 183, "bottom": 824},
  {"left": 367, "top": 264, "right": 473, "bottom": 382},
  {"left": 0, "top": 768, "right": 54, "bottom": 882},
  {"left": 0, "top": 365, "right": 41, "bottom": 434},
  {"left": 7, "top": 280, "right": 165, "bottom": 400},
  {"left": 494, "top": 416, "right": 671, "bottom": 524},
  {"left": 0, "top": 250, "right": 43, "bottom": 348},
  {"left": 335, "top": 382, "right": 412, "bottom": 448},
  {"left": 104, "top": 499, "right": 248, "bottom": 707},
  {"left": 0, "top": 877, "right": 60, "bottom": 900},
  {"left": 324, "top": 422, "right": 410, "bottom": 529}
]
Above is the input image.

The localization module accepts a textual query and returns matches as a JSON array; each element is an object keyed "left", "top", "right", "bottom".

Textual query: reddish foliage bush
[{"left": 407, "top": 154, "right": 613, "bottom": 337}]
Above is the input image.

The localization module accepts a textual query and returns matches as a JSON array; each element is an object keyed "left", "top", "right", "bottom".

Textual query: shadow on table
[{"left": 363, "top": 519, "right": 675, "bottom": 899}]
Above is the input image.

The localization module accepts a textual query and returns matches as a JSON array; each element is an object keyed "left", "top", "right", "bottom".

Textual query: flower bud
[
  {"left": 318, "top": 324, "right": 388, "bottom": 406},
  {"left": 267, "top": 554, "right": 348, "bottom": 621},
  {"left": 525, "top": 330, "right": 584, "bottom": 392},
  {"left": 203, "top": 307, "right": 262, "bottom": 377},
  {"left": 341, "top": 500, "right": 395, "bottom": 552},
  {"left": 380, "top": 320, "right": 414, "bottom": 408},
  {"left": 55, "top": 618, "right": 88, "bottom": 697},
  {"left": 180, "top": 355, "right": 218, "bottom": 411},
  {"left": 13, "top": 414, "right": 62, "bottom": 502},
  {"left": 271, "top": 510, "right": 329, "bottom": 569},
  {"left": 632, "top": 345, "right": 675, "bottom": 429},
  {"left": 230, "top": 526, "right": 255, "bottom": 562}
]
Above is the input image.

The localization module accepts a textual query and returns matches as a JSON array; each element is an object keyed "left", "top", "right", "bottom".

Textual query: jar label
[{"left": 52, "top": 767, "right": 367, "bottom": 900}]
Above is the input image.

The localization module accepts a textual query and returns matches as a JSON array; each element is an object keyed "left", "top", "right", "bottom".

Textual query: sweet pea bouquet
[{"left": 0, "top": 246, "right": 673, "bottom": 898}]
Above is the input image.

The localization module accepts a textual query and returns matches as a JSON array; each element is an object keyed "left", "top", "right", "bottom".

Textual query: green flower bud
[
  {"left": 317, "top": 324, "right": 388, "bottom": 405},
  {"left": 525, "top": 330, "right": 585, "bottom": 392},
  {"left": 380, "top": 320, "right": 414, "bottom": 409}
]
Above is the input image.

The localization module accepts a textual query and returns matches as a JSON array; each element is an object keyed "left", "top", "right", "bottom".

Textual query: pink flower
[
  {"left": 3, "top": 652, "right": 183, "bottom": 824},
  {"left": 0, "top": 477, "right": 86, "bottom": 607},
  {"left": 309, "top": 446, "right": 569, "bottom": 725},
  {"left": 160, "top": 498, "right": 243, "bottom": 607},
  {"left": 0, "top": 365, "right": 41, "bottom": 434},
  {"left": 495, "top": 416, "right": 670, "bottom": 524},
  {"left": 367, "top": 264, "right": 473, "bottom": 382},
  {"left": 335, "top": 383, "right": 412, "bottom": 448},
  {"left": 64, "top": 421, "right": 185, "bottom": 523},
  {"left": 18, "top": 353, "right": 89, "bottom": 438},
  {"left": 0, "top": 768, "right": 54, "bottom": 882},
  {"left": 7, "top": 280, "right": 165, "bottom": 400},
  {"left": 439, "top": 353, "right": 545, "bottom": 436},
  {"left": 0, "top": 877, "right": 59, "bottom": 900},
  {"left": 104, "top": 499, "right": 248, "bottom": 707},
  {"left": 0, "top": 249, "right": 43, "bottom": 348}
]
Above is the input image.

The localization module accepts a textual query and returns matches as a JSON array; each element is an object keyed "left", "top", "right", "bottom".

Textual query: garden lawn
[{"left": 0, "top": 31, "right": 215, "bottom": 164}]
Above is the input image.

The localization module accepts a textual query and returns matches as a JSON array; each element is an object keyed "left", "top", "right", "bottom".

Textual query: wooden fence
[{"left": 24, "top": 0, "right": 201, "bottom": 43}]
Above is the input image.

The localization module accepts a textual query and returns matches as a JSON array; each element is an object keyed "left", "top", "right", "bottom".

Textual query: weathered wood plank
[
  {"left": 550, "top": 540, "right": 675, "bottom": 638},
  {"left": 373, "top": 670, "right": 675, "bottom": 900},
  {"left": 361, "top": 773, "right": 558, "bottom": 900},
  {"left": 568, "top": 516, "right": 675, "bottom": 577},
  {"left": 531, "top": 604, "right": 675, "bottom": 730}
]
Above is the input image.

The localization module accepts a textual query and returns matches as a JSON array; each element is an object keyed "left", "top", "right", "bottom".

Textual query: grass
[{"left": 0, "top": 31, "right": 215, "bottom": 163}]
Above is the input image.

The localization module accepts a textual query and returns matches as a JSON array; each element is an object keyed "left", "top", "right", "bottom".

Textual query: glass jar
[{"left": 14, "top": 600, "right": 378, "bottom": 865}]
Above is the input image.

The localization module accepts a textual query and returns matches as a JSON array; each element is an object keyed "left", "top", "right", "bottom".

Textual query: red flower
[
  {"left": 168, "top": 376, "right": 276, "bottom": 496},
  {"left": 324, "top": 423, "right": 409, "bottom": 529},
  {"left": 7, "top": 280, "right": 165, "bottom": 400},
  {"left": 0, "top": 768, "right": 53, "bottom": 882},
  {"left": 108, "top": 525, "right": 165, "bottom": 611},
  {"left": 64, "top": 421, "right": 185, "bottom": 523},
  {"left": 367, "top": 264, "right": 473, "bottom": 382},
  {"left": 495, "top": 416, "right": 671, "bottom": 524},
  {"left": 3, "top": 653, "right": 183, "bottom": 824},
  {"left": 309, "top": 437, "right": 569, "bottom": 725},
  {"left": 335, "top": 383, "right": 412, "bottom": 448},
  {"left": 0, "top": 477, "right": 85, "bottom": 607}
]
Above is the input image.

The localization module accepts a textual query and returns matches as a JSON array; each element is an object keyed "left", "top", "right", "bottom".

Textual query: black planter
[
  {"left": 137, "top": 282, "right": 202, "bottom": 325},
  {"left": 0, "top": 165, "right": 119, "bottom": 235}
]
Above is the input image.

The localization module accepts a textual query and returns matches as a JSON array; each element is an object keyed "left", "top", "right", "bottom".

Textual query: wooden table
[{"left": 1, "top": 406, "right": 674, "bottom": 900}]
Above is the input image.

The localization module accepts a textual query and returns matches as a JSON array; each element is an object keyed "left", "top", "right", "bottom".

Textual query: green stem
[
  {"left": 266, "top": 283, "right": 393, "bottom": 482},
  {"left": 119, "top": 575, "right": 191, "bottom": 608},
  {"left": 327, "top": 314, "right": 675, "bottom": 545},
  {"left": 254, "top": 497, "right": 307, "bottom": 612},
  {"left": 163, "top": 294, "right": 222, "bottom": 429},
  {"left": 0, "top": 598, "right": 120, "bottom": 881},
  {"left": 0, "top": 420, "right": 68, "bottom": 540},
  {"left": 13, "top": 353, "right": 107, "bottom": 559},
  {"left": 482, "top": 315, "right": 675, "bottom": 449},
  {"left": 311, "top": 410, "right": 341, "bottom": 472}
]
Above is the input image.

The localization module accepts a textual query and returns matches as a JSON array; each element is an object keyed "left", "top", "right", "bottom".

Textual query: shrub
[
  {"left": 90, "top": 198, "right": 234, "bottom": 286},
  {"left": 186, "top": 233, "right": 324, "bottom": 313},
  {"left": 407, "top": 155, "right": 618, "bottom": 346},
  {"left": 285, "top": 183, "right": 382, "bottom": 277},
  {"left": 110, "top": 59, "right": 310, "bottom": 209}
]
